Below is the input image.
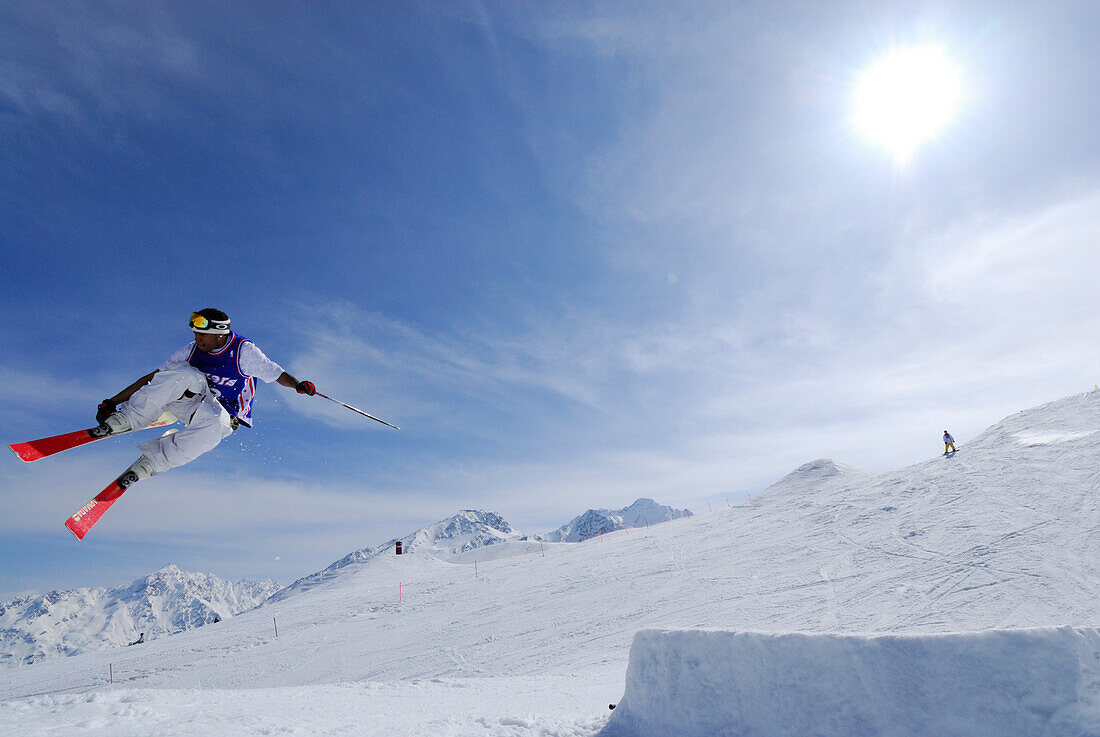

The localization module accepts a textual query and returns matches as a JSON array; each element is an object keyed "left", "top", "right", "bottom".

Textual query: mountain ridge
[
  {"left": 540, "top": 498, "right": 693, "bottom": 542},
  {"left": 0, "top": 564, "right": 280, "bottom": 667}
]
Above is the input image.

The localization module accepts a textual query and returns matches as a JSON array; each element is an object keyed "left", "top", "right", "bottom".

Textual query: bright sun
[{"left": 851, "top": 45, "right": 962, "bottom": 163}]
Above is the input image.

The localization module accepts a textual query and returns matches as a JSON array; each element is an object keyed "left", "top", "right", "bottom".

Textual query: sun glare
[{"left": 852, "top": 45, "right": 962, "bottom": 164}]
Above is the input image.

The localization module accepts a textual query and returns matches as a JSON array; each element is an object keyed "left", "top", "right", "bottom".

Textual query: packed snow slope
[{"left": 3, "top": 391, "right": 1100, "bottom": 736}]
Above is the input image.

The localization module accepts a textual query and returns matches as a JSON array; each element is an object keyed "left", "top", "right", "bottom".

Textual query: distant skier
[
  {"left": 94, "top": 308, "right": 317, "bottom": 486},
  {"left": 128, "top": 632, "right": 144, "bottom": 646},
  {"left": 943, "top": 430, "right": 956, "bottom": 455}
]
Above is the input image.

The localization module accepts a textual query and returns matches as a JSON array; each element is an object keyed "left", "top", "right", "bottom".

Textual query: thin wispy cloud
[{"left": 1, "top": 3, "right": 201, "bottom": 126}]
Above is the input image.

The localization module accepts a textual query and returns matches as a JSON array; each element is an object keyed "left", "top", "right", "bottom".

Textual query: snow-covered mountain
[
  {"left": 541, "top": 498, "right": 693, "bottom": 542},
  {"left": 0, "top": 564, "right": 280, "bottom": 667},
  {"left": 269, "top": 509, "right": 528, "bottom": 601},
  {"left": 4, "top": 391, "right": 1100, "bottom": 735},
  {"left": 402, "top": 509, "right": 522, "bottom": 557}
]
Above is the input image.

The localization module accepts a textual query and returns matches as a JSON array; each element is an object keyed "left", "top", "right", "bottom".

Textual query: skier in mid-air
[
  {"left": 93, "top": 308, "right": 317, "bottom": 487},
  {"left": 8, "top": 310, "right": 397, "bottom": 538}
]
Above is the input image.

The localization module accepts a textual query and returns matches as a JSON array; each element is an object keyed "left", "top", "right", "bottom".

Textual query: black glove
[
  {"left": 96, "top": 399, "right": 118, "bottom": 424},
  {"left": 295, "top": 380, "right": 316, "bottom": 396}
]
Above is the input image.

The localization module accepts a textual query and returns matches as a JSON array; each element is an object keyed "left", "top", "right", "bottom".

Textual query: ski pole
[{"left": 314, "top": 392, "right": 400, "bottom": 430}]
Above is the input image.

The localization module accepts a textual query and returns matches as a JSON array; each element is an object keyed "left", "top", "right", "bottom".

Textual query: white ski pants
[{"left": 118, "top": 363, "right": 235, "bottom": 474}]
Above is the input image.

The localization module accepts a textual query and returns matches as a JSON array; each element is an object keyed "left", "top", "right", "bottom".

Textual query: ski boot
[
  {"left": 117, "top": 455, "right": 157, "bottom": 490},
  {"left": 90, "top": 412, "right": 133, "bottom": 439}
]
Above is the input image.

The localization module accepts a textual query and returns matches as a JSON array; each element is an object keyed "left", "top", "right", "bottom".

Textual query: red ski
[
  {"left": 64, "top": 429, "right": 174, "bottom": 540},
  {"left": 65, "top": 476, "right": 132, "bottom": 540},
  {"left": 9, "top": 413, "right": 175, "bottom": 462},
  {"left": 10, "top": 428, "right": 106, "bottom": 462}
]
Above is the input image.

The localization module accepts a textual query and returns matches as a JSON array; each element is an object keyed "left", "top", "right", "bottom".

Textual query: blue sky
[{"left": 3, "top": 1, "right": 1100, "bottom": 597}]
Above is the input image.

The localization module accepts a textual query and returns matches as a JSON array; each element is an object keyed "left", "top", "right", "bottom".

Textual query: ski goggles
[{"left": 189, "top": 312, "right": 231, "bottom": 334}]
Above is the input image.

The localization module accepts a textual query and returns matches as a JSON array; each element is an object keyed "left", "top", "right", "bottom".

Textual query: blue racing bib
[{"left": 185, "top": 333, "right": 258, "bottom": 427}]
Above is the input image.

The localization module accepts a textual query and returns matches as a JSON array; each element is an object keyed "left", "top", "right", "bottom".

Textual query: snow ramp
[{"left": 600, "top": 627, "right": 1100, "bottom": 737}]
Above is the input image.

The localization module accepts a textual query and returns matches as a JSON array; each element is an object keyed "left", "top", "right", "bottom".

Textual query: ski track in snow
[{"left": 3, "top": 391, "right": 1100, "bottom": 734}]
